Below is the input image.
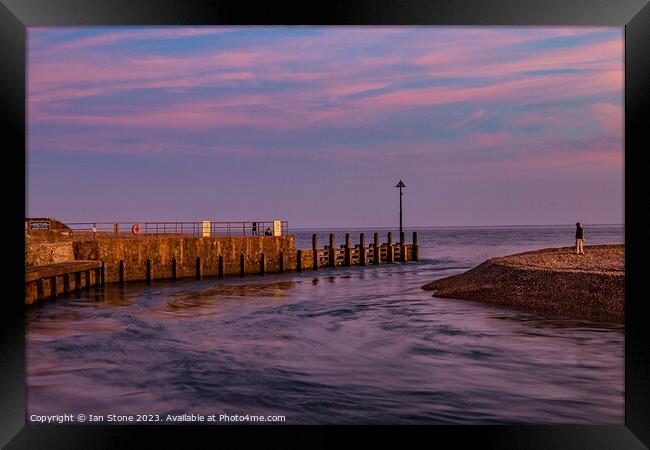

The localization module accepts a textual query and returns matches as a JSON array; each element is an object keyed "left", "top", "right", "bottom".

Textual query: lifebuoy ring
[{"left": 131, "top": 223, "right": 141, "bottom": 235}]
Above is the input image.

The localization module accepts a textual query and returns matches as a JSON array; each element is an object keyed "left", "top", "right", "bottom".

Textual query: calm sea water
[{"left": 26, "top": 225, "right": 625, "bottom": 424}]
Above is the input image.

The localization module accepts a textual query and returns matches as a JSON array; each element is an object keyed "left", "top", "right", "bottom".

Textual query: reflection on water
[{"left": 26, "top": 225, "right": 624, "bottom": 424}]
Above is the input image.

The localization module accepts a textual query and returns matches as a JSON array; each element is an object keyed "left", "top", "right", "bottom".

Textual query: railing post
[
  {"left": 329, "top": 234, "right": 336, "bottom": 267},
  {"left": 359, "top": 233, "right": 366, "bottom": 266},
  {"left": 344, "top": 233, "right": 351, "bottom": 266},
  {"left": 312, "top": 234, "right": 318, "bottom": 270},
  {"left": 412, "top": 232, "right": 419, "bottom": 261},
  {"left": 374, "top": 232, "right": 380, "bottom": 265}
]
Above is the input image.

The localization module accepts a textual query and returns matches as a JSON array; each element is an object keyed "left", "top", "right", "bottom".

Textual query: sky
[{"left": 27, "top": 26, "right": 624, "bottom": 228}]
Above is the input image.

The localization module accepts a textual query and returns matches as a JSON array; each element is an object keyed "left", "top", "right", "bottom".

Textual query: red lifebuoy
[{"left": 131, "top": 223, "right": 141, "bottom": 235}]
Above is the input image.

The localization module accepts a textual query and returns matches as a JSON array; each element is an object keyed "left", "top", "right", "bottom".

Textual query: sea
[{"left": 26, "top": 224, "right": 625, "bottom": 424}]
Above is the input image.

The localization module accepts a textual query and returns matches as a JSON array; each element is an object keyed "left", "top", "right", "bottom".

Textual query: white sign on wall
[
  {"left": 202, "top": 220, "right": 211, "bottom": 237},
  {"left": 273, "top": 220, "right": 282, "bottom": 236},
  {"left": 30, "top": 220, "right": 50, "bottom": 230}
]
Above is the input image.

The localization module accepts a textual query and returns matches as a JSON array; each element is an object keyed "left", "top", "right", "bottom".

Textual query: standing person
[
  {"left": 252, "top": 222, "right": 257, "bottom": 236},
  {"left": 575, "top": 222, "right": 585, "bottom": 254}
]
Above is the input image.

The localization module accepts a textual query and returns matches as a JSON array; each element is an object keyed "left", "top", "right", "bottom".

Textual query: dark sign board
[{"left": 30, "top": 221, "right": 50, "bottom": 230}]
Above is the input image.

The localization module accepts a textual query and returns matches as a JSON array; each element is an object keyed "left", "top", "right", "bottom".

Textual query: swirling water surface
[{"left": 26, "top": 225, "right": 624, "bottom": 424}]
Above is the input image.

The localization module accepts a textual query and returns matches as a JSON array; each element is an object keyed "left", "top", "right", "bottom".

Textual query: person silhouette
[{"left": 575, "top": 222, "right": 585, "bottom": 254}]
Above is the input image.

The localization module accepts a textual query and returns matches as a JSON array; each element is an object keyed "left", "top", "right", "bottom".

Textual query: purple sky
[{"left": 27, "top": 26, "right": 624, "bottom": 228}]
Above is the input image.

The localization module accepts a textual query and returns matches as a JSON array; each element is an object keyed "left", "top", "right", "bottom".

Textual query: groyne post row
[
  {"left": 25, "top": 261, "right": 103, "bottom": 305},
  {"left": 108, "top": 231, "right": 418, "bottom": 280},
  {"left": 304, "top": 232, "right": 419, "bottom": 271}
]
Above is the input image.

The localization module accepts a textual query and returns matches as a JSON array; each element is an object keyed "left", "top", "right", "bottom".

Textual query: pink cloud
[
  {"left": 414, "top": 35, "right": 622, "bottom": 79},
  {"left": 39, "top": 27, "right": 239, "bottom": 51},
  {"left": 449, "top": 108, "right": 487, "bottom": 129},
  {"left": 590, "top": 102, "right": 624, "bottom": 134},
  {"left": 27, "top": 27, "right": 624, "bottom": 150},
  {"left": 471, "top": 132, "right": 510, "bottom": 147}
]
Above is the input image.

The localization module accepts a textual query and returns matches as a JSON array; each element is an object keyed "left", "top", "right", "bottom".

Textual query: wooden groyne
[
  {"left": 25, "top": 260, "right": 103, "bottom": 305},
  {"left": 297, "top": 231, "right": 419, "bottom": 271}
]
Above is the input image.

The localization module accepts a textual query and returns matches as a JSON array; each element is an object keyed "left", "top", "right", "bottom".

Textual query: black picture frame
[{"left": 1, "top": 0, "right": 648, "bottom": 448}]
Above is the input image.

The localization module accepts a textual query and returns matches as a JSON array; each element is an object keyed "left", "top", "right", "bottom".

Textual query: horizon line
[{"left": 288, "top": 223, "right": 624, "bottom": 231}]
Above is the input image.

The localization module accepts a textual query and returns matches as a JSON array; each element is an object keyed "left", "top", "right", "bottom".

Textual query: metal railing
[{"left": 65, "top": 221, "right": 289, "bottom": 240}]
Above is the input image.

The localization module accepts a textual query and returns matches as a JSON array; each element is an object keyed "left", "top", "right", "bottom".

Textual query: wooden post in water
[
  {"left": 118, "top": 260, "right": 125, "bottom": 286},
  {"left": 412, "top": 232, "right": 419, "bottom": 261},
  {"left": 146, "top": 259, "right": 153, "bottom": 283},
  {"left": 344, "top": 233, "right": 351, "bottom": 266},
  {"left": 386, "top": 232, "right": 394, "bottom": 263},
  {"left": 195, "top": 256, "right": 202, "bottom": 280},
  {"left": 329, "top": 234, "right": 336, "bottom": 267},
  {"left": 400, "top": 231, "right": 406, "bottom": 262},
  {"left": 297, "top": 250, "right": 303, "bottom": 272},
  {"left": 75, "top": 271, "right": 82, "bottom": 292},
  {"left": 374, "top": 232, "right": 380, "bottom": 264},
  {"left": 172, "top": 258, "right": 177, "bottom": 280},
  {"left": 260, "top": 253, "right": 266, "bottom": 275},
  {"left": 63, "top": 273, "right": 70, "bottom": 294},
  {"left": 359, "top": 233, "right": 366, "bottom": 266},
  {"left": 84, "top": 270, "right": 91, "bottom": 289},
  {"left": 37, "top": 279, "right": 44, "bottom": 301},
  {"left": 100, "top": 262, "right": 105, "bottom": 287},
  {"left": 94, "top": 268, "right": 101, "bottom": 289},
  {"left": 218, "top": 255, "right": 224, "bottom": 279},
  {"left": 279, "top": 251, "right": 285, "bottom": 273},
  {"left": 312, "top": 234, "right": 318, "bottom": 270},
  {"left": 240, "top": 254, "right": 245, "bottom": 277},
  {"left": 50, "top": 276, "right": 57, "bottom": 298}
]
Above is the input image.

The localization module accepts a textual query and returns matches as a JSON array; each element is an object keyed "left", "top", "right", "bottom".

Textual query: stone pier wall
[
  {"left": 71, "top": 235, "right": 297, "bottom": 283},
  {"left": 25, "top": 241, "right": 75, "bottom": 267}
]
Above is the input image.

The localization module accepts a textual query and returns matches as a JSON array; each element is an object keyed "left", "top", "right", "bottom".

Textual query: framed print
[{"left": 1, "top": 0, "right": 649, "bottom": 448}]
